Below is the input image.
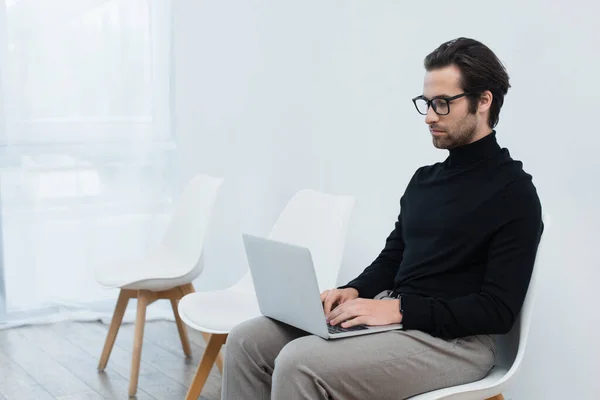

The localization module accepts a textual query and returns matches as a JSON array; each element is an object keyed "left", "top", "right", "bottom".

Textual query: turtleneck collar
[{"left": 446, "top": 131, "right": 501, "bottom": 168}]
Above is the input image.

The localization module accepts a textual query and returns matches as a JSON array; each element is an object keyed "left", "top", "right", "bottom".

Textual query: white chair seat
[
  {"left": 178, "top": 289, "right": 262, "bottom": 334},
  {"left": 95, "top": 246, "right": 201, "bottom": 291},
  {"left": 407, "top": 366, "right": 507, "bottom": 399}
]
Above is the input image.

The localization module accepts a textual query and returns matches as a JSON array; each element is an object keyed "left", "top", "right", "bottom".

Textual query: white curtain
[{"left": 0, "top": 0, "right": 177, "bottom": 328}]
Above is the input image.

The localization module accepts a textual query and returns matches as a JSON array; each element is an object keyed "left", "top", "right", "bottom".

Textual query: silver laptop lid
[{"left": 241, "top": 233, "right": 329, "bottom": 337}]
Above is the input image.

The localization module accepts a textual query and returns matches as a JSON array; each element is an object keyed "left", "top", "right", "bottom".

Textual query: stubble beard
[{"left": 431, "top": 115, "right": 478, "bottom": 150}]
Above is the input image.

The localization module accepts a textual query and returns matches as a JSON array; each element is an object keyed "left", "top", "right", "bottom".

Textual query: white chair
[
  {"left": 408, "top": 214, "right": 549, "bottom": 400},
  {"left": 178, "top": 188, "right": 356, "bottom": 399},
  {"left": 94, "top": 174, "right": 223, "bottom": 397}
]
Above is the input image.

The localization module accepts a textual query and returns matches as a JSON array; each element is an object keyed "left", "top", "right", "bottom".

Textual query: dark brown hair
[{"left": 424, "top": 38, "right": 510, "bottom": 128}]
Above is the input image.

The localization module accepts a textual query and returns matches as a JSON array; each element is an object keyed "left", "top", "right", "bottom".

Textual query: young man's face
[{"left": 421, "top": 65, "right": 478, "bottom": 150}]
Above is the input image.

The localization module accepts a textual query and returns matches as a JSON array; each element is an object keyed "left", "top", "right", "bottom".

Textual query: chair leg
[
  {"left": 486, "top": 395, "right": 505, "bottom": 400},
  {"left": 200, "top": 331, "right": 224, "bottom": 374},
  {"left": 98, "top": 289, "right": 132, "bottom": 371},
  {"left": 129, "top": 290, "right": 152, "bottom": 397},
  {"left": 186, "top": 333, "right": 228, "bottom": 400},
  {"left": 180, "top": 282, "right": 195, "bottom": 296},
  {"left": 171, "top": 287, "right": 192, "bottom": 358},
  {"left": 179, "top": 283, "right": 224, "bottom": 373}
]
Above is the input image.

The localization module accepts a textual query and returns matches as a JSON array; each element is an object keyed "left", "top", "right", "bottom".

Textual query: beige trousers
[{"left": 221, "top": 316, "right": 495, "bottom": 400}]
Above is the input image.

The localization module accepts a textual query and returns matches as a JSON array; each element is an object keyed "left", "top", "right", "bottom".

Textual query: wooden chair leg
[
  {"left": 129, "top": 290, "right": 152, "bottom": 397},
  {"left": 180, "top": 282, "right": 195, "bottom": 296},
  {"left": 186, "top": 333, "right": 227, "bottom": 400},
  {"left": 171, "top": 287, "right": 192, "bottom": 358},
  {"left": 98, "top": 289, "right": 132, "bottom": 371},
  {"left": 200, "top": 331, "right": 224, "bottom": 374},
  {"left": 485, "top": 395, "right": 505, "bottom": 400},
  {"left": 179, "top": 283, "right": 224, "bottom": 373}
]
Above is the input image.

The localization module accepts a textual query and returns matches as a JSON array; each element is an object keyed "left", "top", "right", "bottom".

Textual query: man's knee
[
  {"left": 273, "top": 337, "right": 333, "bottom": 399},
  {"left": 274, "top": 336, "right": 324, "bottom": 376},
  {"left": 226, "top": 316, "right": 271, "bottom": 354}
]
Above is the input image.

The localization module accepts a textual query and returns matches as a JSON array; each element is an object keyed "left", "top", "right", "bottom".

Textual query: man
[{"left": 222, "top": 37, "right": 543, "bottom": 399}]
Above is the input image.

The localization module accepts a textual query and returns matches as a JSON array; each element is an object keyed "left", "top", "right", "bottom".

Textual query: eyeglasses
[{"left": 412, "top": 92, "right": 470, "bottom": 116}]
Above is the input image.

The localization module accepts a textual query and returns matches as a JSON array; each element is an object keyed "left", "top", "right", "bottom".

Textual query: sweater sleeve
[
  {"left": 339, "top": 209, "right": 405, "bottom": 299},
  {"left": 401, "top": 183, "right": 543, "bottom": 338}
]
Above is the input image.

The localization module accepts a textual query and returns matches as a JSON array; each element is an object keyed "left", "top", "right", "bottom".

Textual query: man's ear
[{"left": 478, "top": 90, "right": 493, "bottom": 113}]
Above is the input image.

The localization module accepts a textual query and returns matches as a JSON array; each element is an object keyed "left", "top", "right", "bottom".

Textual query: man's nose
[{"left": 425, "top": 106, "right": 438, "bottom": 124}]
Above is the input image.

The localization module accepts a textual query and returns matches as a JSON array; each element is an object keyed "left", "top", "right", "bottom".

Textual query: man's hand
[
  {"left": 320, "top": 288, "right": 359, "bottom": 316},
  {"left": 326, "top": 298, "right": 403, "bottom": 328}
]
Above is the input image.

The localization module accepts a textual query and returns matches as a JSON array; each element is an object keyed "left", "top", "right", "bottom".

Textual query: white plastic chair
[
  {"left": 178, "top": 188, "right": 356, "bottom": 399},
  {"left": 94, "top": 174, "right": 223, "bottom": 397},
  {"left": 407, "top": 214, "right": 549, "bottom": 400}
]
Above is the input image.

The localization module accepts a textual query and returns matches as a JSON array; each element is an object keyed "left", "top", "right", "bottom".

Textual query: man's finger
[
  {"left": 323, "top": 293, "right": 338, "bottom": 316},
  {"left": 331, "top": 298, "right": 359, "bottom": 317},
  {"left": 320, "top": 290, "right": 329, "bottom": 302},
  {"left": 341, "top": 316, "right": 366, "bottom": 328},
  {"left": 328, "top": 311, "right": 351, "bottom": 326},
  {"left": 328, "top": 305, "right": 357, "bottom": 326},
  {"left": 326, "top": 301, "right": 341, "bottom": 321}
]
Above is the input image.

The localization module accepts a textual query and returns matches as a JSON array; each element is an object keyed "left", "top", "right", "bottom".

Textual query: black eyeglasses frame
[{"left": 411, "top": 92, "right": 471, "bottom": 116}]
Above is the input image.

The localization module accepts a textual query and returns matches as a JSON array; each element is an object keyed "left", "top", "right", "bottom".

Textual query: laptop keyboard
[{"left": 327, "top": 324, "right": 369, "bottom": 334}]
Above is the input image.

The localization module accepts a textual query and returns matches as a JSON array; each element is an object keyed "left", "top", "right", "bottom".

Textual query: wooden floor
[{"left": 0, "top": 320, "right": 222, "bottom": 400}]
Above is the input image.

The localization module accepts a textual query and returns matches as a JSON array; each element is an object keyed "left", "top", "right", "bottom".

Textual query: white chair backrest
[
  {"left": 268, "top": 189, "right": 356, "bottom": 292},
  {"left": 233, "top": 189, "right": 355, "bottom": 293},
  {"left": 160, "top": 174, "right": 223, "bottom": 268},
  {"left": 493, "top": 213, "right": 549, "bottom": 384}
]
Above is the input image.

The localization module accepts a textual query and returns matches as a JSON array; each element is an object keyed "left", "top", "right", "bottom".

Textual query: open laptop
[{"left": 241, "top": 233, "right": 403, "bottom": 339}]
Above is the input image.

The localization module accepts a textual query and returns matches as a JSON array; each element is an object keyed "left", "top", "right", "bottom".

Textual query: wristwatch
[
  {"left": 398, "top": 295, "right": 404, "bottom": 315},
  {"left": 390, "top": 291, "right": 404, "bottom": 316}
]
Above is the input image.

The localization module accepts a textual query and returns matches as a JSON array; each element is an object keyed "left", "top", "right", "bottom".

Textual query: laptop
[{"left": 241, "top": 233, "right": 403, "bottom": 339}]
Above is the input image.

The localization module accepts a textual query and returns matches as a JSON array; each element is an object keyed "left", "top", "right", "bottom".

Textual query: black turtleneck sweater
[{"left": 342, "top": 132, "right": 543, "bottom": 338}]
